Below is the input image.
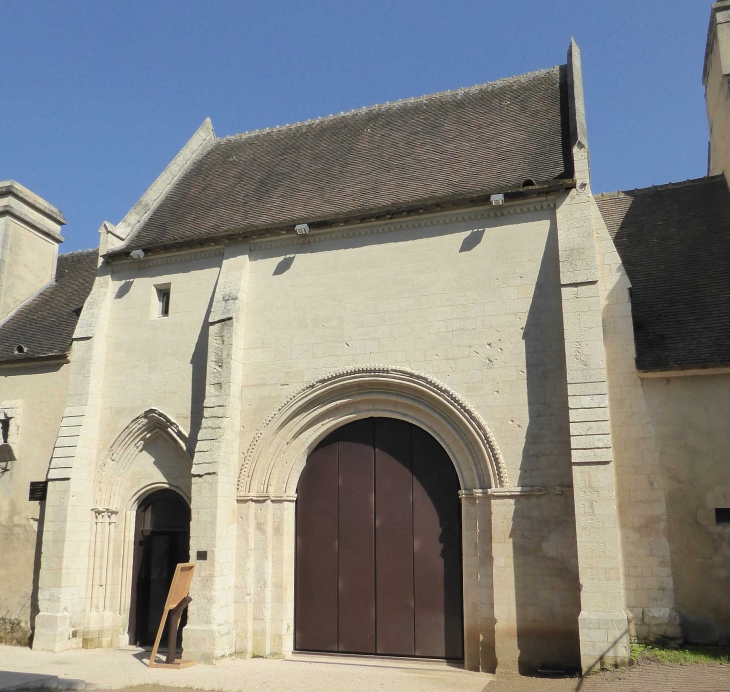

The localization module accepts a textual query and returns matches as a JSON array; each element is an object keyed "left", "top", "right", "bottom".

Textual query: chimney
[
  {"left": 704, "top": 1, "right": 730, "bottom": 178},
  {"left": 0, "top": 181, "right": 66, "bottom": 323}
]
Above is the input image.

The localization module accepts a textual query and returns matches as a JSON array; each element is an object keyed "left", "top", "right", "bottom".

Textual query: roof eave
[
  {"left": 0, "top": 353, "right": 70, "bottom": 367},
  {"left": 103, "top": 178, "right": 576, "bottom": 261}
]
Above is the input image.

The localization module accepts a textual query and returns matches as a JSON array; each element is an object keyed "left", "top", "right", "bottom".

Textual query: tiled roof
[
  {"left": 122, "top": 66, "right": 573, "bottom": 252},
  {"left": 596, "top": 175, "right": 730, "bottom": 371},
  {"left": 0, "top": 249, "right": 97, "bottom": 363}
]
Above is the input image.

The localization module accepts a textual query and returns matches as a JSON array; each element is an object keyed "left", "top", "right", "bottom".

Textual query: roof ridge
[
  {"left": 218, "top": 65, "right": 563, "bottom": 144},
  {"left": 596, "top": 175, "right": 724, "bottom": 200},
  {"left": 59, "top": 248, "right": 98, "bottom": 258}
]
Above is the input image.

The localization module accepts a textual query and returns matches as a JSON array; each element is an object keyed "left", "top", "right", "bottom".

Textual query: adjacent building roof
[
  {"left": 596, "top": 175, "right": 730, "bottom": 372},
  {"left": 120, "top": 65, "right": 574, "bottom": 253},
  {"left": 0, "top": 249, "right": 97, "bottom": 364}
]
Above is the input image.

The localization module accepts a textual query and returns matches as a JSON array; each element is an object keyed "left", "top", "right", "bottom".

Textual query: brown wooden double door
[{"left": 295, "top": 417, "right": 463, "bottom": 659}]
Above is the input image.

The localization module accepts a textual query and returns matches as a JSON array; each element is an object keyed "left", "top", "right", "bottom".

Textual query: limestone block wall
[
  {"left": 641, "top": 373, "right": 730, "bottom": 643},
  {"left": 240, "top": 207, "right": 569, "bottom": 481},
  {"left": 34, "top": 246, "right": 223, "bottom": 653},
  {"left": 490, "top": 492, "right": 581, "bottom": 672},
  {"left": 554, "top": 182, "right": 630, "bottom": 671},
  {"left": 235, "top": 203, "right": 583, "bottom": 670},
  {"left": 98, "top": 249, "right": 223, "bottom": 453},
  {"left": 593, "top": 203, "right": 679, "bottom": 642},
  {"left": 0, "top": 217, "right": 58, "bottom": 323},
  {"left": 0, "top": 361, "right": 70, "bottom": 628}
]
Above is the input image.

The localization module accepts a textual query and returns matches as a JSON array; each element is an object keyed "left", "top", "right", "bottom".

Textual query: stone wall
[
  {"left": 594, "top": 201, "right": 680, "bottom": 643},
  {"left": 0, "top": 181, "right": 64, "bottom": 324},
  {"left": 33, "top": 245, "right": 223, "bottom": 653},
  {"left": 641, "top": 373, "right": 730, "bottom": 643},
  {"left": 235, "top": 203, "right": 584, "bottom": 671},
  {"left": 99, "top": 249, "right": 223, "bottom": 453},
  {"left": 0, "top": 218, "right": 58, "bottom": 323},
  {"left": 240, "top": 206, "right": 568, "bottom": 485},
  {"left": 0, "top": 361, "right": 70, "bottom": 629}
]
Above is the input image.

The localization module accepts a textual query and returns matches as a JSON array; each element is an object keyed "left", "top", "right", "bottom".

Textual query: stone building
[{"left": 1, "top": 3, "right": 730, "bottom": 675}]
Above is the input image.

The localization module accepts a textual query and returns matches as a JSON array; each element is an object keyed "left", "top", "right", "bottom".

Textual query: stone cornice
[
  {"left": 0, "top": 204, "right": 65, "bottom": 243},
  {"left": 109, "top": 246, "right": 224, "bottom": 272},
  {"left": 237, "top": 493, "right": 297, "bottom": 503},
  {"left": 459, "top": 487, "right": 547, "bottom": 499},
  {"left": 248, "top": 198, "right": 557, "bottom": 252},
  {"left": 0, "top": 180, "right": 66, "bottom": 225}
]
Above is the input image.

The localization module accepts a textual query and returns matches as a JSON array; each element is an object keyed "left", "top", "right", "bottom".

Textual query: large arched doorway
[
  {"left": 295, "top": 417, "right": 463, "bottom": 659},
  {"left": 130, "top": 489, "right": 191, "bottom": 646}
]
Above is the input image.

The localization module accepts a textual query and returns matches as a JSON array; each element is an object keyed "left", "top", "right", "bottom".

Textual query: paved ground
[
  {"left": 2, "top": 645, "right": 730, "bottom": 692},
  {"left": 0, "top": 645, "right": 490, "bottom": 692}
]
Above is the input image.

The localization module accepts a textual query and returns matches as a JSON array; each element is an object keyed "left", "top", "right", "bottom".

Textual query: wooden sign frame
[{"left": 148, "top": 562, "right": 196, "bottom": 669}]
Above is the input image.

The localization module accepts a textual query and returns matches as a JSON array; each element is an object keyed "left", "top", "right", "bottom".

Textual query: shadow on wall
[
  {"left": 511, "top": 222, "right": 582, "bottom": 673},
  {"left": 188, "top": 288, "right": 216, "bottom": 452},
  {"left": 459, "top": 230, "right": 484, "bottom": 253},
  {"left": 30, "top": 498, "right": 46, "bottom": 642},
  {"left": 273, "top": 255, "right": 295, "bottom": 275}
]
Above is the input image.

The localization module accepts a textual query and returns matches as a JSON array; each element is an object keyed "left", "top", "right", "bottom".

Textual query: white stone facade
[
  {"left": 25, "top": 186, "right": 630, "bottom": 672},
  {"left": 2, "top": 12, "right": 730, "bottom": 677}
]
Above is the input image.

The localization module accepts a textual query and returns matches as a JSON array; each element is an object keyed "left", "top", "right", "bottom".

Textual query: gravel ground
[{"left": 487, "top": 659, "right": 730, "bottom": 692}]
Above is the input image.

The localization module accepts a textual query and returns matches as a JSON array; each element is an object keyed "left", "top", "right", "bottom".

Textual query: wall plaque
[{"left": 29, "top": 481, "right": 48, "bottom": 501}]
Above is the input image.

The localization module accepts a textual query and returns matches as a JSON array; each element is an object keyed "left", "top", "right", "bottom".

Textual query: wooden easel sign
[{"left": 148, "top": 562, "right": 196, "bottom": 669}]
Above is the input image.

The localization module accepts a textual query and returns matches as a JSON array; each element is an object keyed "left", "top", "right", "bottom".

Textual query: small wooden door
[
  {"left": 295, "top": 418, "right": 463, "bottom": 659},
  {"left": 133, "top": 490, "right": 190, "bottom": 647}
]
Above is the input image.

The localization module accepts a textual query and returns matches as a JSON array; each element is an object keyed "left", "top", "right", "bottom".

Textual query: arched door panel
[
  {"left": 295, "top": 418, "right": 463, "bottom": 659},
  {"left": 132, "top": 489, "right": 190, "bottom": 647},
  {"left": 337, "top": 419, "right": 376, "bottom": 653}
]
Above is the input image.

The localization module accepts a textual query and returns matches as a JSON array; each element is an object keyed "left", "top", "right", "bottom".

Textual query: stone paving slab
[{"left": 0, "top": 645, "right": 491, "bottom": 692}]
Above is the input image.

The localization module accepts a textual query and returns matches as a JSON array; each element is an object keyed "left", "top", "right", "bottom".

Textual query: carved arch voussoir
[
  {"left": 94, "top": 408, "right": 192, "bottom": 508},
  {"left": 238, "top": 365, "right": 509, "bottom": 497}
]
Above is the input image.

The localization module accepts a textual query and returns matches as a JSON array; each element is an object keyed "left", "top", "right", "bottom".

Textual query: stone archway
[
  {"left": 238, "top": 365, "right": 509, "bottom": 498},
  {"left": 82, "top": 409, "right": 193, "bottom": 649},
  {"left": 235, "top": 366, "right": 504, "bottom": 671}
]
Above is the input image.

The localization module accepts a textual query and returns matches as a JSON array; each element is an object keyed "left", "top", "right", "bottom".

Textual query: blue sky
[{"left": 2, "top": 1, "right": 711, "bottom": 252}]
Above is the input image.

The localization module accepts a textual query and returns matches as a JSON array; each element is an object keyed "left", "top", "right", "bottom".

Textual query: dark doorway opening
[
  {"left": 295, "top": 417, "right": 463, "bottom": 660},
  {"left": 131, "top": 489, "right": 190, "bottom": 647}
]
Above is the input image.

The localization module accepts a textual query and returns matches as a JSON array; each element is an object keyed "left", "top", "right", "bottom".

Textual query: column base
[
  {"left": 578, "top": 610, "right": 630, "bottom": 673},
  {"left": 82, "top": 611, "right": 122, "bottom": 649},
  {"left": 32, "top": 612, "right": 81, "bottom": 652},
  {"left": 628, "top": 607, "right": 682, "bottom": 642},
  {"left": 183, "top": 625, "right": 235, "bottom": 664}
]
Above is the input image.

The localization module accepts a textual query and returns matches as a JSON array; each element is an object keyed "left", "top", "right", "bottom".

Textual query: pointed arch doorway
[
  {"left": 295, "top": 417, "right": 463, "bottom": 660},
  {"left": 130, "top": 489, "right": 191, "bottom": 647}
]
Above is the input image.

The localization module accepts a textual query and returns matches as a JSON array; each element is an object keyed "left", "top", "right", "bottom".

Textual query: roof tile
[
  {"left": 596, "top": 176, "right": 730, "bottom": 371},
  {"left": 0, "top": 250, "right": 97, "bottom": 363},
  {"left": 124, "top": 66, "right": 573, "bottom": 251}
]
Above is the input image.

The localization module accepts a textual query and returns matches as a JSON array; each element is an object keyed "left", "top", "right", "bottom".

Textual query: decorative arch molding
[
  {"left": 238, "top": 365, "right": 509, "bottom": 498},
  {"left": 125, "top": 481, "right": 192, "bottom": 512},
  {"left": 93, "top": 408, "right": 192, "bottom": 509}
]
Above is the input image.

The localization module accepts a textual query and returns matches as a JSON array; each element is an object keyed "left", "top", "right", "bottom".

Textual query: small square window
[
  {"left": 157, "top": 287, "right": 171, "bottom": 317},
  {"left": 715, "top": 508, "right": 730, "bottom": 524}
]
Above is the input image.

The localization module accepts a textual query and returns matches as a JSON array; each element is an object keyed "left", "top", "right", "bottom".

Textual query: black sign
[{"left": 29, "top": 481, "right": 48, "bottom": 501}]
